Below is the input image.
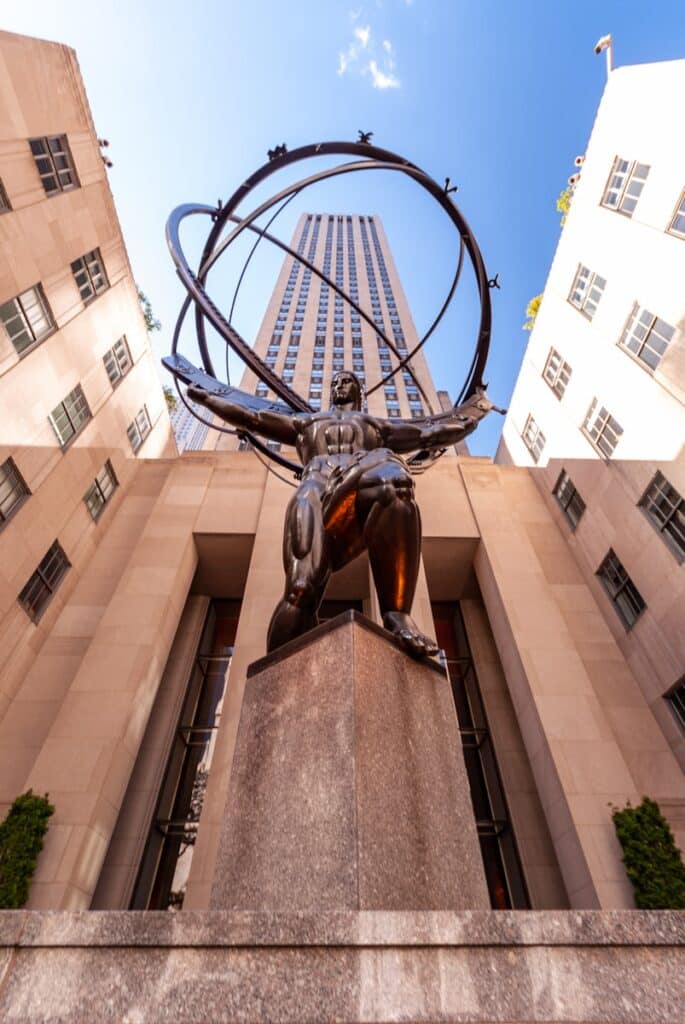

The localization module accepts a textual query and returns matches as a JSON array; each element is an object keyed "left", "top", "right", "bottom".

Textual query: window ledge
[
  {"left": 15, "top": 326, "right": 58, "bottom": 361},
  {"left": 0, "top": 493, "right": 30, "bottom": 532}
]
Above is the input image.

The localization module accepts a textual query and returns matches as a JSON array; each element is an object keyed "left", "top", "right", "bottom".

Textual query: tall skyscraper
[
  {"left": 214, "top": 213, "right": 441, "bottom": 452},
  {"left": 497, "top": 56, "right": 685, "bottom": 777},
  {"left": 170, "top": 398, "right": 214, "bottom": 453}
]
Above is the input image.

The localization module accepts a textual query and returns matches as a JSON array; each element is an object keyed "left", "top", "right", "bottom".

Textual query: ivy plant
[
  {"left": 612, "top": 797, "right": 685, "bottom": 909},
  {"left": 0, "top": 790, "right": 54, "bottom": 909}
]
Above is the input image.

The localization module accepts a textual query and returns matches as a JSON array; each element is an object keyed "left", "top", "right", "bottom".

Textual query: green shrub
[
  {"left": 0, "top": 790, "right": 54, "bottom": 909},
  {"left": 612, "top": 797, "right": 685, "bottom": 909}
]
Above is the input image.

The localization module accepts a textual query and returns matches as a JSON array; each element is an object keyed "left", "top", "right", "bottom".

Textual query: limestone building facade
[
  {"left": 0, "top": 29, "right": 175, "bottom": 847},
  {"left": 0, "top": 30, "right": 683, "bottom": 921}
]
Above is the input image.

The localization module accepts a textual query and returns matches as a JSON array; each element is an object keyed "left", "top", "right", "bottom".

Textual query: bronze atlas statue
[
  {"left": 163, "top": 138, "right": 504, "bottom": 658},
  {"left": 188, "top": 373, "right": 498, "bottom": 656}
]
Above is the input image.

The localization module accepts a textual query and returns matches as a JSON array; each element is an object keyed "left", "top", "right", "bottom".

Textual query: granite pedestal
[{"left": 210, "top": 611, "right": 489, "bottom": 911}]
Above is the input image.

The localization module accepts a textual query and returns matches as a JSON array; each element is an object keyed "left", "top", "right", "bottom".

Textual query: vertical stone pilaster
[
  {"left": 24, "top": 459, "right": 213, "bottom": 908},
  {"left": 462, "top": 463, "right": 639, "bottom": 908}
]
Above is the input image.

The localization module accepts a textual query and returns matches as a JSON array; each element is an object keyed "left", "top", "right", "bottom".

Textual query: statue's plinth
[{"left": 210, "top": 610, "right": 489, "bottom": 911}]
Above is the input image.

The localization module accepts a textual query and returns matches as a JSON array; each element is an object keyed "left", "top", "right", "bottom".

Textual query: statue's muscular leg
[
  {"left": 356, "top": 459, "right": 438, "bottom": 657},
  {"left": 267, "top": 478, "right": 331, "bottom": 652}
]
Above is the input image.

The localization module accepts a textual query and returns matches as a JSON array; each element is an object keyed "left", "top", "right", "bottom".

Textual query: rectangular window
[
  {"left": 0, "top": 284, "right": 54, "bottom": 355},
  {"left": 103, "top": 336, "right": 132, "bottom": 386},
  {"left": 49, "top": 384, "right": 91, "bottom": 447},
  {"left": 582, "top": 399, "right": 622, "bottom": 458},
  {"left": 601, "top": 157, "right": 650, "bottom": 217},
  {"left": 668, "top": 190, "right": 685, "bottom": 238},
  {"left": 542, "top": 348, "right": 572, "bottom": 398},
  {"left": 665, "top": 677, "right": 685, "bottom": 733},
  {"left": 71, "top": 248, "right": 108, "bottom": 303},
  {"left": 569, "top": 264, "right": 606, "bottom": 319},
  {"left": 553, "top": 470, "right": 586, "bottom": 529},
  {"left": 596, "top": 550, "right": 645, "bottom": 629},
  {"left": 639, "top": 472, "right": 685, "bottom": 561},
  {"left": 521, "top": 414, "right": 545, "bottom": 463},
  {"left": 0, "top": 178, "right": 11, "bottom": 212},
  {"left": 84, "top": 460, "right": 118, "bottom": 521},
  {"left": 29, "top": 135, "right": 79, "bottom": 195},
  {"left": 18, "top": 540, "right": 70, "bottom": 622},
  {"left": 618, "top": 304, "right": 674, "bottom": 372},
  {"left": 127, "top": 405, "right": 152, "bottom": 453},
  {"left": 0, "top": 457, "right": 30, "bottom": 526}
]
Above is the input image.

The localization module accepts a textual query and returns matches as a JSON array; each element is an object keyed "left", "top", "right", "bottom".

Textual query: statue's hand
[{"left": 187, "top": 385, "right": 210, "bottom": 405}]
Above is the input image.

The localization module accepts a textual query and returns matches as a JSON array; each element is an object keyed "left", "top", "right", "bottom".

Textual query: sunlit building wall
[
  {"left": 498, "top": 58, "right": 685, "bottom": 774},
  {"left": 0, "top": 30, "right": 174, "bottom": 806}
]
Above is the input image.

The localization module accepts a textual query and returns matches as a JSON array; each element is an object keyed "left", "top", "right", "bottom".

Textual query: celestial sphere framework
[{"left": 163, "top": 138, "right": 495, "bottom": 477}]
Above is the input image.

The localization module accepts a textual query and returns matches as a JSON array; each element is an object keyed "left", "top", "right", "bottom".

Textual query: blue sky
[{"left": 4, "top": 1, "right": 685, "bottom": 454}]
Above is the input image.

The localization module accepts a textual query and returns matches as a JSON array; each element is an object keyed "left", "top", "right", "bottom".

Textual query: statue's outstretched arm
[
  {"left": 384, "top": 388, "right": 505, "bottom": 455},
  {"left": 187, "top": 385, "right": 299, "bottom": 445}
]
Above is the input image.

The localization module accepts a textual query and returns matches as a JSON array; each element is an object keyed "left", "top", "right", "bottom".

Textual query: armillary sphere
[{"left": 163, "top": 138, "right": 494, "bottom": 477}]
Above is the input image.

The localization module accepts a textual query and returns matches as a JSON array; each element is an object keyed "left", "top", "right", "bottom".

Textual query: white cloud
[
  {"left": 354, "top": 24, "right": 371, "bottom": 48},
  {"left": 368, "top": 58, "right": 400, "bottom": 90},
  {"left": 337, "top": 20, "right": 401, "bottom": 89},
  {"left": 338, "top": 24, "right": 372, "bottom": 76},
  {"left": 382, "top": 39, "right": 395, "bottom": 69}
]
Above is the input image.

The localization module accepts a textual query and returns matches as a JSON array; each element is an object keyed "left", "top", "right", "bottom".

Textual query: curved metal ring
[
  {"left": 194, "top": 142, "right": 491, "bottom": 406},
  {"left": 167, "top": 164, "right": 437, "bottom": 411},
  {"left": 167, "top": 141, "right": 491, "bottom": 408},
  {"left": 165, "top": 140, "right": 493, "bottom": 476}
]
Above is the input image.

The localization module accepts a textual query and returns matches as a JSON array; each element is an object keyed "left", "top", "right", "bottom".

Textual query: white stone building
[{"left": 498, "top": 54, "right": 685, "bottom": 773}]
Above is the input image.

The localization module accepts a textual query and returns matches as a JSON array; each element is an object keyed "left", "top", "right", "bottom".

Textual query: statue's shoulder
[
  {"left": 296, "top": 410, "right": 330, "bottom": 430},
  {"left": 357, "top": 410, "right": 386, "bottom": 428}
]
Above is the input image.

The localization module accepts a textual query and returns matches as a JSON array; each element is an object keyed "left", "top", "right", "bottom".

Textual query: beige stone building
[
  {"left": 0, "top": 29, "right": 174, "bottom": 833},
  {"left": 0, "top": 30, "right": 683, "bottom": 922}
]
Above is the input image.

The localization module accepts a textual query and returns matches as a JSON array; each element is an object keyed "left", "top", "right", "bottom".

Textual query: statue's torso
[{"left": 295, "top": 409, "right": 384, "bottom": 477}]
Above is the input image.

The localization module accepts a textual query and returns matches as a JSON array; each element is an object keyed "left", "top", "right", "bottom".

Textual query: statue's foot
[
  {"left": 382, "top": 611, "right": 439, "bottom": 659},
  {"left": 267, "top": 598, "right": 318, "bottom": 653}
]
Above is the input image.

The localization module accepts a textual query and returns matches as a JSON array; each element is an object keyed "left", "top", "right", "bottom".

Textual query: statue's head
[{"left": 330, "top": 370, "right": 363, "bottom": 411}]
